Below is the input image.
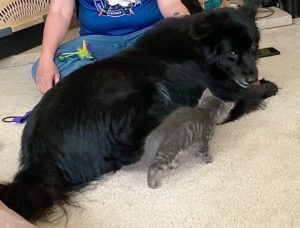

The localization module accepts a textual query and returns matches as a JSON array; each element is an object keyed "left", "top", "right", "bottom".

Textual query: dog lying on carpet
[{"left": 0, "top": 7, "right": 278, "bottom": 221}]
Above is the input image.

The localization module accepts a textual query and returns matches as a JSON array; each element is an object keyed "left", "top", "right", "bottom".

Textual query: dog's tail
[{"left": 0, "top": 163, "right": 73, "bottom": 221}]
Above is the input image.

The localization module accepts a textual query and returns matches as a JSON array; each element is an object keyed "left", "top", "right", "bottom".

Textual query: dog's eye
[
  {"left": 251, "top": 44, "right": 258, "bottom": 50},
  {"left": 227, "top": 50, "right": 239, "bottom": 62},
  {"left": 229, "top": 51, "right": 237, "bottom": 56}
]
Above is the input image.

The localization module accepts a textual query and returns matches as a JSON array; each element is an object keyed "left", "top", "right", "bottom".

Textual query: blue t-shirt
[{"left": 78, "top": 0, "right": 163, "bottom": 36}]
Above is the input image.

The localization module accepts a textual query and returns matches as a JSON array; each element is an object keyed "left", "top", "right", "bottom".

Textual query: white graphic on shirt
[{"left": 93, "top": 0, "right": 142, "bottom": 17}]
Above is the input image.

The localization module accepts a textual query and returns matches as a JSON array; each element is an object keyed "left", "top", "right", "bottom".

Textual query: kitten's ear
[
  {"left": 216, "top": 101, "right": 235, "bottom": 124},
  {"left": 202, "top": 88, "right": 213, "bottom": 98},
  {"left": 224, "top": 102, "right": 235, "bottom": 114},
  {"left": 198, "top": 88, "right": 213, "bottom": 105}
]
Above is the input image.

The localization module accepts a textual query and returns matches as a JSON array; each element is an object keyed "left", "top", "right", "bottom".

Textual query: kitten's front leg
[
  {"left": 169, "top": 158, "right": 180, "bottom": 169},
  {"left": 194, "top": 141, "right": 213, "bottom": 164}
]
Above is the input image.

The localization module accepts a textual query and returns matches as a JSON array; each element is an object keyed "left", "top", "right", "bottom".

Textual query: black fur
[{"left": 0, "top": 7, "right": 278, "bottom": 221}]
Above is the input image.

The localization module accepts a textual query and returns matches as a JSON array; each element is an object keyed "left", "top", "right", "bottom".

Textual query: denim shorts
[{"left": 31, "top": 26, "right": 153, "bottom": 80}]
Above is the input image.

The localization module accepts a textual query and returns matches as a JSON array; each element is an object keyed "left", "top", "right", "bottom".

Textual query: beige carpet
[{"left": 0, "top": 21, "right": 300, "bottom": 228}]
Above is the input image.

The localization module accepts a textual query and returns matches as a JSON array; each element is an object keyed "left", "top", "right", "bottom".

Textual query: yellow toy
[{"left": 57, "top": 40, "right": 94, "bottom": 62}]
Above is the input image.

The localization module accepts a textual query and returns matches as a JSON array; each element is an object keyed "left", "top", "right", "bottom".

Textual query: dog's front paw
[{"left": 259, "top": 78, "right": 279, "bottom": 99}]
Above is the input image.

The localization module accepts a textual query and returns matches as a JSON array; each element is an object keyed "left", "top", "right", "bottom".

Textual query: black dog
[{"left": 0, "top": 7, "right": 278, "bottom": 220}]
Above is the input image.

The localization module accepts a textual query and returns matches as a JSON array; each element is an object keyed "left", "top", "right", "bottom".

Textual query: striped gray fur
[{"left": 144, "top": 88, "right": 234, "bottom": 188}]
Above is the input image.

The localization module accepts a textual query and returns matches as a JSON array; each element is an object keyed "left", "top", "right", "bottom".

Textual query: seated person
[{"left": 32, "top": 0, "right": 190, "bottom": 94}]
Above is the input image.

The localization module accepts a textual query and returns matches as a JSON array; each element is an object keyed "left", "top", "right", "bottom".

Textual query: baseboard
[{"left": 0, "top": 23, "right": 44, "bottom": 60}]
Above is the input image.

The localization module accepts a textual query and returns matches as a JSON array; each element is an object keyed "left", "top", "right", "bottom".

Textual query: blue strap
[{"left": 2, "top": 111, "right": 31, "bottom": 124}]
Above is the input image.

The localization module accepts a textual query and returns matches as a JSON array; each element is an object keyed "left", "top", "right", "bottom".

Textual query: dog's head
[{"left": 190, "top": 7, "right": 260, "bottom": 89}]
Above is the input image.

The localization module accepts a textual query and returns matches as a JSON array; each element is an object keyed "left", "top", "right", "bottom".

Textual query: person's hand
[{"left": 36, "top": 57, "right": 60, "bottom": 94}]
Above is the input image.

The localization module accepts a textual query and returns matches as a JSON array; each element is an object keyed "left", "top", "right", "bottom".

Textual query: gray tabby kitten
[{"left": 144, "top": 88, "right": 234, "bottom": 189}]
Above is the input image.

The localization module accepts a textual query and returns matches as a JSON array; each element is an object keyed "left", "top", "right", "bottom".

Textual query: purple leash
[{"left": 2, "top": 111, "right": 31, "bottom": 124}]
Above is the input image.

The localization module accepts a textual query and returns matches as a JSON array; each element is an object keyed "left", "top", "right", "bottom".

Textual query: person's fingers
[
  {"left": 36, "top": 83, "right": 43, "bottom": 94},
  {"left": 54, "top": 73, "right": 60, "bottom": 84},
  {"left": 35, "top": 62, "right": 59, "bottom": 94},
  {"left": 38, "top": 83, "right": 46, "bottom": 94},
  {"left": 36, "top": 76, "right": 53, "bottom": 94},
  {"left": 36, "top": 77, "right": 44, "bottom": 94},
  {"left": 44, "top": 80, "right": 53, "bottom": 94}
]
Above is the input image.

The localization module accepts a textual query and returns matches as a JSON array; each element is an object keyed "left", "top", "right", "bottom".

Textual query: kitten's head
[{"left": 198, "top": 88, "right": 235, "bottom": 124}]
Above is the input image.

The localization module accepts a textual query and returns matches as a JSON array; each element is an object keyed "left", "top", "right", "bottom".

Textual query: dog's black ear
[
  {"left": 189, "top": 23, "right": 212, "bottom": 41},
  {"left": 241, "top": 0, "right": 262, "bottom": 19},
  {"left": 189, "top": 14, "right": 213, "bottom": 41}
]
